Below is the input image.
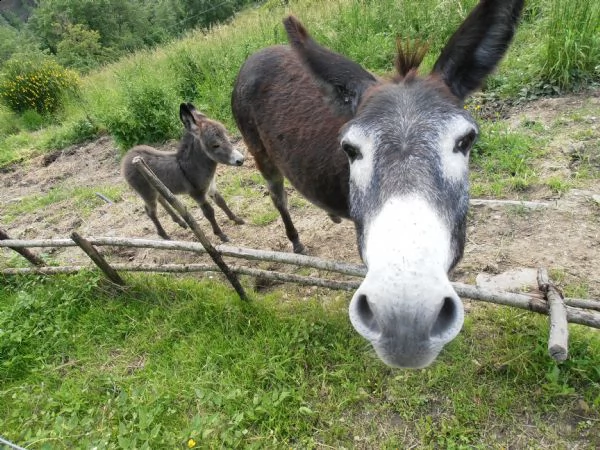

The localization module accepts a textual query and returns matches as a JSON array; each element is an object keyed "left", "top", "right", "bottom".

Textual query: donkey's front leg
[{"left": 191, "top": 192, "right": 229, "bottom": 242}]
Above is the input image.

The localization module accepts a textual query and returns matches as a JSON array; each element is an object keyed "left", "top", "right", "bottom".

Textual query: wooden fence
[{"left": 2, "top": 156, "right": 600, "bottom": 363}]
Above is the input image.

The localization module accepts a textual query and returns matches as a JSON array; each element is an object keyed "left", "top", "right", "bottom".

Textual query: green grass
[
  {"left": 1, "top": 273, "right": 599, "bottom": 448},
  {"left": 1, "top": 184, "right": 125, "bottom": 224},
  {"left": 1, "top": 0, "right": 599, "bottom": 168},
  {"left": 540, "top": 0, "right": 600, "bottom": 89},
  {"left": 470, "top": 123, "right": 542, "bottom": 197}
]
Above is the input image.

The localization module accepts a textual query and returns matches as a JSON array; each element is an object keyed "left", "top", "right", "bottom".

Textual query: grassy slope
[
  {"left": 1, "top": 0, "right": 598, "bottom": 166},
  {"left": 1, "top": 0, "right": 600, "bottom": 448},
  {"left": 1, "top": 273, "right": 599, "bottom": 449}
]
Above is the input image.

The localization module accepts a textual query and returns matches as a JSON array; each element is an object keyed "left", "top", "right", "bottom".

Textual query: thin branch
[
  {"left": 3, "top": 264, "right": 600, "bottom": 329},
  {"left": 470, "top": 199, "right": 550, "bottom": 209}
]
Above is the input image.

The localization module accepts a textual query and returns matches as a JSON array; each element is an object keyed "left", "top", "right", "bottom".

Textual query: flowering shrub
[{"left": 0, "top": 56, "right": 80, "bottom": 114}]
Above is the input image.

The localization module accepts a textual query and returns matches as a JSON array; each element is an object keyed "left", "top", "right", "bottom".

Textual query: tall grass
[
  {"left": 81, "top": 0, "right": 481, "bottom": 152},
  {"left": 540, "top": 0, "right": 600, "bottom": 89}
]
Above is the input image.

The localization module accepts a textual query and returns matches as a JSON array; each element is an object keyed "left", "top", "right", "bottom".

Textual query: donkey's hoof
[
  {"left": 293, "top": 242, "right": 306, "bottom": 254},
  {"left": 328, "top": 214, "right": 342, "bottom": 224},
  {"left": 233, "top": 218, "right": 245, "bottom": 225},
  {"left": 177, "top": 221, "right": 188, "bottom": 229},
  {"left": 218, "top": 234, "right": 230, "bottom": 243},
  {"left": 160, "top": 234, "right": 171, "bottom": 240}
]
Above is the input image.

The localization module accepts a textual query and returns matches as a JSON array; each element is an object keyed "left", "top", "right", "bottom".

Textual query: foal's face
[
  {"left": 342, "top": 81, "right": 478, "bottom": 368},
  {"left": 180, "top": 103, "right": 245, "bottom": 167},
  {"left": 197, "top": 120, "right": 245, "bottom": 167}
]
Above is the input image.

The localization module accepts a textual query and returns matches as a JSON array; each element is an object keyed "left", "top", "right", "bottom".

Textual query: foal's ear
[
  {"left": 431, "top": 0, "right": 524, "bottom": 100},
  {"left": 179, "top": 103, "right": 198, "bottom": 130},
  {"left": 284, "top": 16, "right": 377, "bottom": 117},
  {"left": 186, "top": 102, "right": 207, "bottom": 120}
]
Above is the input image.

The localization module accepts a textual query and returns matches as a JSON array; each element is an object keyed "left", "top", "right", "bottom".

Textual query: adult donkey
[
  {"left": 122, "top": 103, "right": 245, "bottom": 241},
  {"left": 233, "top": 0, "right": 524, "bottom": 369}
]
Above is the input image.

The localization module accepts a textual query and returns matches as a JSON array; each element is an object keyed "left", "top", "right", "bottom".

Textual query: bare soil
[{"left": 1, "top": 92, "right": 599, "bottom": 299}]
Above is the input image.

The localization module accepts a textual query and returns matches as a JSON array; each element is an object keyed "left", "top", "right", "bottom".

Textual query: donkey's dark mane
[{"left": 394, "top": 38, "right": 430, "bottom": 79}]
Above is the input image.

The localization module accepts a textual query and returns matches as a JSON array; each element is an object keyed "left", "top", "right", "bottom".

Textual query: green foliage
[
  {"left": 56, "top": 24, "right": 112, "bottom": 73},
  {"left": 40, "top": 117, "right": 100, "bottom": 150},
  {"left": 540, "top": 0, "right": 600, "bottom": 89},
  {"left": 0, "top": 274, "right": 599, "bottom": 448},
  {"left": 19, "top": 108, "right": 46, "bottom": 130},
  {"left": 0, "top": 56, "right": 80, "bottom": 114},
  {"left": 100, "top": 69, "right": 181, "bottom": 150},
  {"left": 24, "top": 0, "right": 257, "bottom": 72},
  {"left": 470, "top": 123, "right": 540, "bottom": 196}
]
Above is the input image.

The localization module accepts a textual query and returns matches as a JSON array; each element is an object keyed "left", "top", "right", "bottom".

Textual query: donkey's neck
[{"left": 176, "top": 133, "right": 217, "bottom": 193}]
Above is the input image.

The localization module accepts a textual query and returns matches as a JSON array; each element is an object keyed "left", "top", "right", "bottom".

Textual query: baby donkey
[{"left": 122, "top": 103, "right": 245, "bottom": 241}]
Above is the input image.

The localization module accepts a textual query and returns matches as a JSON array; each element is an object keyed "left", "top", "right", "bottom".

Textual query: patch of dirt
[{"left": 1, "top": 93, "right": 599, "bottom": 299}]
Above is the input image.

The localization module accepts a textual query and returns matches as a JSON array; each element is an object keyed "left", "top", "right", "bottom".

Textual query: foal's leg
[
  {"left": 143, "top": 198, "right": 170, "bottom": 240},
  {"left": 158, "top": 196, "right": 187, "bottom": 229},
  {"left": 207, "top": 181, "right": 244, "bottom": 225},
  {"left": 190, "top": 192, "right": 229, "bottom": 242},
  {"left": 212, "top": 192, "right": 245, "bottom": 225}
]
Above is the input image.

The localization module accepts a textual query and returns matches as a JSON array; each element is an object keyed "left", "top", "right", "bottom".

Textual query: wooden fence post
[
  {"left": 0, "top": 227, "right": 45, "bottom": 267},
  {"left": 132, "top": 156, "right": 248, "bottom": 301},
  {"left": 538, "top": 268, "right": 569, "bottom": 361},
  {"left": 71, "top": 231, "right": 125, "bottom": 286}
]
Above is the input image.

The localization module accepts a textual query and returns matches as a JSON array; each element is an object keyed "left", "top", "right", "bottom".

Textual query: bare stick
[
  {"left": 219, "top": 244, "right": 367, "bottom": 277},
  {"left": 470, "top": 199, "right": 550, "bottom": 209},
  {"left": 0, "top": 228, "right": 45, "bottom": 267},
  {"left": 132, "top": 156, "right": 248, "bottom": 301},
  {"left": 95, "top": 192, "right": 113, "bottom": 204},
  {"left": 0, "top": 237, "right": 367, "bottom": 276},
  {"left": 71, "top": 232, "right": 125, "bottom": 286},
  {"left": 538, "top": 268, "right": 569, "bottom": 361}
]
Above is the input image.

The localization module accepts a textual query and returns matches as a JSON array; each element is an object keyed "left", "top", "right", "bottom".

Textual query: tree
[{"left": 56, "top": 24, "right": 110, "bottom": 72}]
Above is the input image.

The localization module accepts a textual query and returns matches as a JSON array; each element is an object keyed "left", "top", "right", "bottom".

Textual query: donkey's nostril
[
  {"left": 355, "top": 294, "right": 380, "bottom": 335},
  {"left": 236, "top": 158, "right": 244, "bottom": 166},
  {"left": 430, "top": 296, "right": 458, "bottom": 339}
]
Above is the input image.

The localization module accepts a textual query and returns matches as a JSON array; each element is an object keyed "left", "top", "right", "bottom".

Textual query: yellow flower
[{"left": 187, "top": 438, "right": 197, "bottom": 448}]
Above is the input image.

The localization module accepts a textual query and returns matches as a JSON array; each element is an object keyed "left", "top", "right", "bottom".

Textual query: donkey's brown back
[{"left": 232, "top": 45, "right": 351, "bottom": 218}]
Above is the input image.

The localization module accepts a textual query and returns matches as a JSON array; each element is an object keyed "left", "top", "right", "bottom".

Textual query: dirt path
[{"left": 1, "top": 93, "right": 599, "bottom": 298}]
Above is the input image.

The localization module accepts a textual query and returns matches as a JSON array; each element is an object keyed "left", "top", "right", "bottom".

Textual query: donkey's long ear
[
  {"left": 179, "top": 103, "right": 198, "bottom": 131},
  {"left": 431, "top": 0, "right": 524, "bottom": 100},
  {"left": 284, "top": 16, "right": 377, "bottom": 116}
]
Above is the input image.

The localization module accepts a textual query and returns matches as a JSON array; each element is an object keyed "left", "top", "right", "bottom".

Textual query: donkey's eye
[
  {"left": 342, "top": 142, "right": 362, "bottom": 162},
  {"left": 454, "top": 130, "right": 477, "bottom": 155},
  {"left": 212, "top": 143, "right": 220, "bottom": 149}
]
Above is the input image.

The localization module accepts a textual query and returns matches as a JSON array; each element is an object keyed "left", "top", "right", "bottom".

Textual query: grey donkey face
[{"left": 179, "top": 103, "right": 245, "bottom": 166}]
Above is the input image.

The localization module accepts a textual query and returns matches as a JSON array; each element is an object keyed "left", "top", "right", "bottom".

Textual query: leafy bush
[
  {"left": 20, "top": 109, "right": 46, "bottom": 131},
  {"left": 41, "top": 117, "right": 100, "bottom": 150},
  {"left": 102, "top": 72, "right": 180, "bottom": 150},
  {"left": 0, "top": 56, "right": 80, "bottom": 114},
  {"left": 56, "top": 24, "right": 112, "bottom": 73}
]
